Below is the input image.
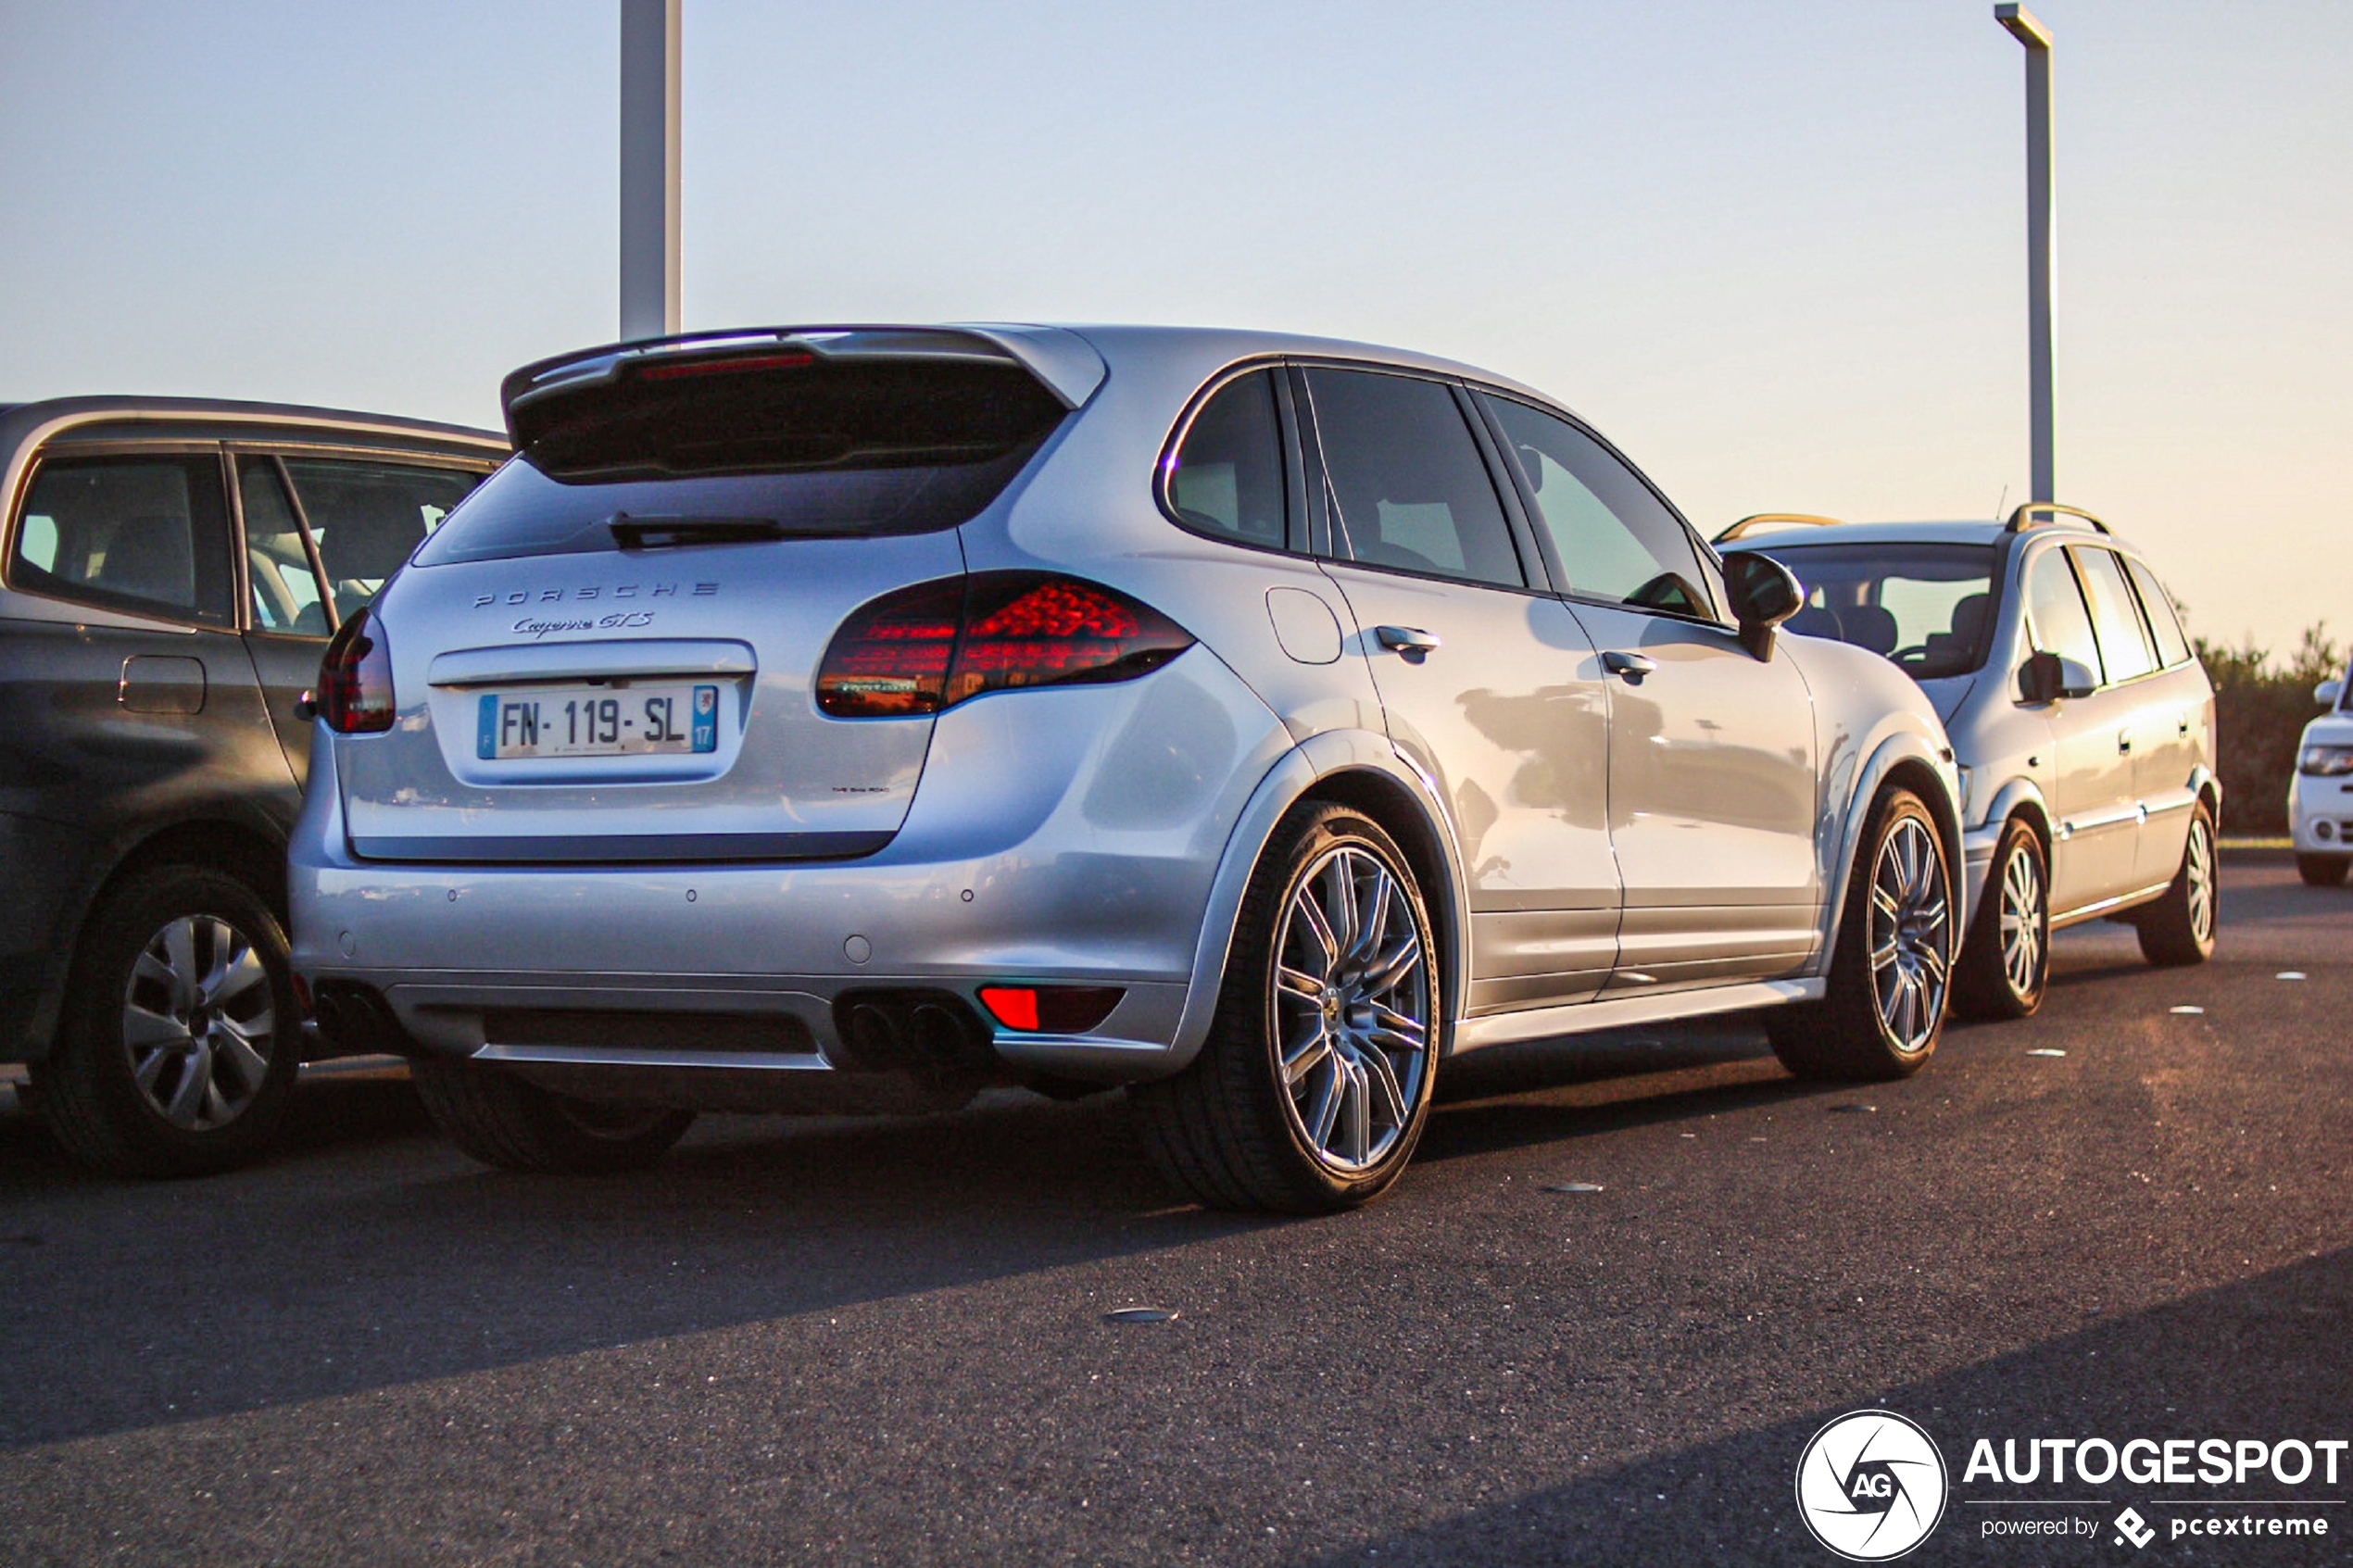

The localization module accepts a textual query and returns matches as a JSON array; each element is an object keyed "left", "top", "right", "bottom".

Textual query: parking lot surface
[{"left": 1, "top": 858, "right": 2345, "bottom": 1565}]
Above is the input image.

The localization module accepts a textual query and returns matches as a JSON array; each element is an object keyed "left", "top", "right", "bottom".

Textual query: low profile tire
[
  {"left": 1130, "top": 802, "right": 1440, "bottom": 1213},
  {"left": 35, "top": 866, "right": 300, "bottom": 1178},
  {"left": 2137, "top": 800, "right": 2218, "bottom": 967},
  {"left": 1768, "top": 787, "right": 1955, "bottom": 1082},
  {"left": 410, "top": 1055, "right": 694, "bottom": 1174},
  {"left": 1952, "top": 817, "right": 2048, "bottom": 1021},
  {"left": 2296, "top": 853, "right": 2349, "bottom": 888}
]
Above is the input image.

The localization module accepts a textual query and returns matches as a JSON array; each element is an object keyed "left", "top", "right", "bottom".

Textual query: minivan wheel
[
  {"left": 2137, "top": 800, "right": 2218, "bottom": 966},
  {"left": 1952, "top": 817, "right": 2048, "bottom": 1021},
  {"left": 1769, "top": 787, "right": 1954, "bottom": 1082},
  {"left": 1131, "top": 802, "right": 1439, "bottom": 1213},
  {"left": 410, "top": 1056, "right": 695, "bottom": 1174},
  {"left": 2296, "top": 853, "right": 2348, "bottom": 888},
  {"left": 36, "top": 866, "right": 301, "bottom": 1177}
]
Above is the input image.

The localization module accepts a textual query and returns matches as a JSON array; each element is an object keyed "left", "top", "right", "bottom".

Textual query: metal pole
[
  {"left": 619, "top": 0, "right": 681, "bottom": 340},
  {"left": 1996, "top": 4, "right": 2055, "bottom": 504}
]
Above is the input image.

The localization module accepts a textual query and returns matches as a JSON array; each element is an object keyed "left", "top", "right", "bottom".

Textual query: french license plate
[{"left": 476, "top": 684, "right": 720, "bottom": 759}]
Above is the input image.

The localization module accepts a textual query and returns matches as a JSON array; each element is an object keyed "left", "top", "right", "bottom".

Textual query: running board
[{"left": 1451, "top": 978, "right": 1825, "bottom": 1054}]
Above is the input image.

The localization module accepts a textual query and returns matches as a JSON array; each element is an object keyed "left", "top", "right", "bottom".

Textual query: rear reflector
[
  {"left": 977, "top": 985, "right": 1126, "bottom": 1034},
  {"left": 317, "top": 607, "right": 396, "bottom": 734},
  {"left": 817, "top": 572, "right": 1193, "bottom": 718}
]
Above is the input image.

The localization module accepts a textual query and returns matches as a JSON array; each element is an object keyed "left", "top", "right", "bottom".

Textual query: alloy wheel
[
  {"left": 1998, "top": 842, "right": 2046, "bottom": 998},
  {"left": 1869, "top": 817, "right": 1951, "bottom": 1052},
  {"left": 120, "top": 915, "right": 276, "bottom": 1131},
  {"left": 2184, "top": 816, "right": 2215, "bottom": 944},
  {"left": 1271, "top": 845, "right": 1433, "bottom": 1173}
]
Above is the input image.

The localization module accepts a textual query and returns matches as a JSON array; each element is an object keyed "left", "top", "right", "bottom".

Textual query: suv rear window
[
  {"left": 418, "top": 359, "right": 1066, "bottom": 566},
  {"left": 1756, "top": 542, "right": 1997, "bottom": 680}
]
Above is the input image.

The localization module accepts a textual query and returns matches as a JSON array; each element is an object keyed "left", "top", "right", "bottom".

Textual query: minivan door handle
[
  {"left": 1374, "top": 625, "right": 1441, "bottom": 662},
  {"left": 2117, "top": 728, "right": 2133, "bottom": 756},
  {"left": 1601, "top": 651, "right": 1656, "bottom": 683}
]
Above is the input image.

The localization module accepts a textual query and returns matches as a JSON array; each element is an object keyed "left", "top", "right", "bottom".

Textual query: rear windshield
[
  {"left": 1755, "top": 542, "right": 1998, "bottom": 681},
  {"left": 417, "top": 359, "right": 1065, "bottom": 566}
]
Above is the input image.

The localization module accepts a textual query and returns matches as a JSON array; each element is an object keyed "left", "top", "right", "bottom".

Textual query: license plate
[{"left": 476, "top": 684, "right": 720, "bottom": 759}]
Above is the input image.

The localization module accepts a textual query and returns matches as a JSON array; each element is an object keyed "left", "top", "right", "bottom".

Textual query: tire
[
  {"left": 1130, "top": 802, "right": 1441, "bottom": 1213},
  {"left": 410, "top": 1055, "right": 695, "bottom": 1174},
  {"left": 1951, "top": 817, "right": 2048, "bottom": 1021},
  {"left": 2296, "top": 853, "right": 2349, "bottom": 888},
  {"left": 2137, "top": 799, "right": 2218, "bottom": 966},
  {"left": 1769, "top": 787, "right": 1955, "bottom": 1082},
  {"left": 34, "top": 866, "right": 301, "bottom": 1177}
]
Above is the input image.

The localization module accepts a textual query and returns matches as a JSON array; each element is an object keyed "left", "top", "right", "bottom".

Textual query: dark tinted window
[
  {"left": 2123, "top": 556, "right": 2192, "bottom": 669},
  {"left": 284, "top": 459, "right": 480, "bottom": 621},
  {"left": 1307, "top": 370, "right": 1521, "bottom": 587},
  {"left": 1755, "top": 542, "right": 1996, "bottom": 678},
  {"left": 239, "top": 458, "right": 330, "bottom": 635},
  {"left": 425, "top": 359, "right": 1067, "bottom": 566},
  {"left": 1165, "top": 370, "right": 1288, "bottom": 549},
  {"left": 2025, "top": 546, "right": 2103, "bottom": 682},
  {"left": 10, "top": 455, "right": 233, "bottom": 625},
  {"left": 2071, "top": 546, "right": 2158, "bottom": 684},
  {"left": 1476, "top": 393, "right": 1709, "bottom": 615}
]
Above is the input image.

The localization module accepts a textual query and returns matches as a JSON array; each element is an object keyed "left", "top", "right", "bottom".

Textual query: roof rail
[
  {"left": 1715, "top": 513, "right": 1848, "bottom": 544},
  {"left": 2004, "top": 502, "right": 2110, "bottom": 535}
]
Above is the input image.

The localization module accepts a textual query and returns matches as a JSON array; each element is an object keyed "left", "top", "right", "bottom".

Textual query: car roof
[{"left": 0, "top": 395, "right": 506, "bottom": 463}]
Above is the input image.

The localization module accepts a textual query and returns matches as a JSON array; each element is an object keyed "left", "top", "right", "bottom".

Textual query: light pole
[
  {"left": 619, "top": 0, "right": 682, "bottom": 341},
  {"left": 1996, "top": 3, "right": 2055, "bottom": 506}
]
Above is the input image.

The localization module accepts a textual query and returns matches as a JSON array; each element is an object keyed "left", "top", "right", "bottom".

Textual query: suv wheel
[
  {"left": 410, "top": 1055, "right": 694, "bottom": 1174},
  {"left": 1952, "top": 817, "right": 2048, "bottom": 1020},
  {"left": 36, "top": 866, "right": 301, "bottom": 1177},
  {"left": 2137, "top": 800, "right": 2218, "bottom": 966},
  {"left": 1132, "top": 802, "right": 1439, "bottom": 1212},
  {"left": 2296, "top": 853, "right": 2348, "bottom": 888},
  {"left": 1769, "top": 787, "right": 1954, "bottom": 1081}
]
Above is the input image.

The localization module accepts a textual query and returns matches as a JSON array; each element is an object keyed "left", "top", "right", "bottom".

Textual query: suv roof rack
[
  {"left": 2004, "top": 502, "right": 2110, "bottom": 534},
  {"left": 1715, "top": 513, "right": 1849, "bottom": 544}
]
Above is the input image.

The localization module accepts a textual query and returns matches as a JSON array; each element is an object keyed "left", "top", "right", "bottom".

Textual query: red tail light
[
  {"left": 817, "top": 573, "right": 1193, "bottom": 719},
  {"left": 978, "top": 985, "right": 1126, "bottom": 1034},
  {"left": 317, "top": 607, "right": 396, "bottom": 734}
]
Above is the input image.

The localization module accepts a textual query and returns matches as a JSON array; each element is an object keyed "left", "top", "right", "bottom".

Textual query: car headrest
[
  {"left": 94, "top": 515, "right": 195, "bottom": 608},
  {"left": 1844, "top": 603, "right": 1899, "bottom": 656}
]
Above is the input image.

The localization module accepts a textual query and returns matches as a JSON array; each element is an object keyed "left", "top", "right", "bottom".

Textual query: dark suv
[{"left": 1, "top": 397, "right": 504, "bottom": 1174}]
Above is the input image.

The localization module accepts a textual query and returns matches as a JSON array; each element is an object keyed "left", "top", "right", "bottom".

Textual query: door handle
[
  {"left": 1601, "top": 651, "right": 1656, "bottom": 683},
  {"left": 2178, "top": 714, "right": 2191, "bottom": 736},
  {"left": 1374, "top": 625, "right": 1440, "bottom": 662},
  {"left": 2117, "top": 729, "right": 2133, "bottom": 756}
]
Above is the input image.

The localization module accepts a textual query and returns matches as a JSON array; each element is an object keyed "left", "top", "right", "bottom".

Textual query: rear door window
[
  {"left": 2025, "top": 547, "right": 2104, "bottom": 682},
  {"left": 239, "top": 458, "right": 331, "bottom": 636},
  {"left": 1304, "top": 369, "right": 1523, "bottom": 588},
  {"left": 283, "top": 459, "right": 482, "bottom": 621},
  {"left": 2123, "top": 557, "right": 2192, "bottom": 669},
  {"left": 8, "top": 454, "right": 233, "bottom": 625},
  {"left": 1164, "top": 370, "right": 1289, "bottom": 550},
  {"left": 2070, "top": 546, "right": 2158, "bottom": 684}
]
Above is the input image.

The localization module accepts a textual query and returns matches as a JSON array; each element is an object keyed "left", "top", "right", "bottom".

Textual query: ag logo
[{"left": 1794, "top": 1410, "right": 1948, "bottom": 1561}]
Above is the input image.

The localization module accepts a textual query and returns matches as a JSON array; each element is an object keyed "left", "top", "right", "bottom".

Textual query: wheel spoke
[
  {"left": 1283, "top": 1023, "right": 1332, "bottom": 1087},
  {"left": 209, "top": 946, "right": 271, "bottom": 1009},
  {"left": 163, "top": 1041, "right": 212, "bottom": 1126},
  {"left": 122, "top": 1003, "right": 190, "bottom": 1051},
  {"left": 1342, "top": 1060, "right": 1371, "bottom": 1163},
  {"left": 1276, "top": 964, "right": 1325, "bottom": 1001},
  {"left": 160, "top": 921, "right": 199, "bottom": 1012},
  {"left": 1869, "top": 934, "right": 1901, "bottom": 972},
  {"left": 1360, "top": 1044, "right": 1407, "bottom": 1128},
  {"left": 1293, "top": 888, "right": 1341, "bottom": 970},
  {"left": 1354, "top": 868, "right": 1393, "bottom": 962},
  {"left": 1366, "top": 1005, "right": 1427, "bottom": 1053},
  {"left": 1360, "top": 933, "right": 1424, "bottom": 997},
  {"left": 211, "top": 1019, "right": 271, "bottom": 1089},
  {"left": 1320, "top": 858, "right": 1359, "bottom": 957},
  {"left": 1870, "top": 884, "right": 1901, "bottom": 924},
  {"left": 1307, "top": 1071, "right": 1344, "bottom": 1148}
]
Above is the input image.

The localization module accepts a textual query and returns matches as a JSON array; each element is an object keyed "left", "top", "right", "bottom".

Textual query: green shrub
[{"left": 2192, "top": 624, "right": 2341, "bottom": 835}]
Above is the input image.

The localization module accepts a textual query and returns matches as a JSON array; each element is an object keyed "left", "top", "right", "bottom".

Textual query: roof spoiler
[
  {"left": 497, "top": 324, "right": 1108, "bottom": 445},
  {"left": 1714, "top": 512, "right": 1849, "bottom": 544},
  {"left": 2003, "top": 502, "right": 2109, "bottom": 534}
]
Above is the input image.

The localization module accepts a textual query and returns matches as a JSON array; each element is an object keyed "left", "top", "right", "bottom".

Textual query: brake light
[
  {"left": 977, "top": 985, "right": 1126, "bottom": 1034},
  {"left": 636, "top": 350, "right": 814, "bottom": 382},
  {"left": 317, "top": 608, "right": 396, "bottom": 734},
  {"left": 816, "top": 573, "right": 1193, "bottom": 718}
]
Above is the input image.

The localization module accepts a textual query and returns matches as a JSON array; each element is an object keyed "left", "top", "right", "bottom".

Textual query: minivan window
[
  {"left": 422, "top": 359, "right": 1067, "bottom": 566},
  {"left": 2025, "top": 546, "right": 2104, "bottom": 683},
  {"left": 1166, "top": 370, "right": 1287, "bottom": 549},
  {"left": 2070, "top": 546, "right": 2158, "bottom": 684},
  {"left": 284, "top": 459, "right": 481, "bottom": 621},
  {"left": 1307, "top": 370, "right": 1522, "bottom": 588},
  {"left": 2123, "top": 556, "right": 2192, "bottom": 670},
  {"left": 9, "top": 455, "right": 233, "bottom": 625},
  {"left": 1751, "top": 542, "right": 1995, "bottom": 678},
  {"left": 239, "top": 458, "right": 330, "bottom": 635},
  {"left": 1475, "top": 393, "right": 1709, "bottom": 616}
]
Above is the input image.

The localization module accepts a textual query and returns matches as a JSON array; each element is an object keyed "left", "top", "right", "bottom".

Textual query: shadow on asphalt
[{"left": 1289, "top": 1246, "right": 2353, "bottom": 1567}]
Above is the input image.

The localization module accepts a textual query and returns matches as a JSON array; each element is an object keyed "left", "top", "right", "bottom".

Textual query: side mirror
[
  {"left": 2318, "top": 679, "right": 2344, "bottom": 709},
  {"left": 2021, "top": 650, "right": 2095, "bottom": 703},
  {"left": 1719, "top": 550, "right": 1802, "bottom": 660}
]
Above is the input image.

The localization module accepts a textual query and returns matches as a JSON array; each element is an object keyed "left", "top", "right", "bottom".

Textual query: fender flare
[
  {"left": 1978, "top": 776, "right": 2055, "bottom": 844},
  {"left": 1815, "top": 730, "right": 1965, "bottom": 973},
  {"left": 1164, "top": 728, "right": 1470, "bottom": 1074},
  {"left": 2188, "top": 761, "right": 2222, "bottom": 822}
]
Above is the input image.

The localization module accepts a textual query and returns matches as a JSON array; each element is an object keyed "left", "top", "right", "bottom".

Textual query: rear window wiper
[{"left": 609, "top": 513, "right": 788, "bottom": 549}]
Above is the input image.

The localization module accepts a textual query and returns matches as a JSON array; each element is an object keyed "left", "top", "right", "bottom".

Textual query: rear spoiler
[{"left": 499, "top": 324, "right": 1107, "bottom": 445}]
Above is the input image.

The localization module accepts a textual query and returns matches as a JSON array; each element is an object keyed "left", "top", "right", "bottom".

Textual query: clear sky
[{"left": 3, "top": 0, "right": 2345, "bottom": 654}]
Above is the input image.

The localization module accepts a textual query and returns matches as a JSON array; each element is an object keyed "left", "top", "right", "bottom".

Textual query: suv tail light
[
  {"left": 317, "top": 607, "right": 396, "bottom": 734},
  {"left": 817, "top": 572, "right": 1193, "bottom": 718}
]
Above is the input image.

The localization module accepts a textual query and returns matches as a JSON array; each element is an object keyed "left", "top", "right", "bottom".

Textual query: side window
[
  {"left": 2123, "top": 557, "right": 2191, "bottom": 669},
  {"left": 1304, "top": 369, "right": 1524, "bottom": 588},
  {"left": 283, "top": 459, "right": 482, "bottom": 621},
  {"left": 1474, "top": 392, "right": 1710, "bottom": 617},
  {"left": 239, "top": 458, "right": 331, "bottom": 636},
  {"left": 7, "top": 454, "right": 233, "bottom": 625},
  {"left": 2070, "top": 546, "right": 2158, "bottom": 684},
  {"left": 1164, "top": 370, "right": 1289, "bottom": 550},
  {"left": 2025, "top": 546, "right": 2104, "bottom": 683}
]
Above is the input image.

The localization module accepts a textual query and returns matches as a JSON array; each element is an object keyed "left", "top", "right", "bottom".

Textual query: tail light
[
  {"left": 316, "top": 607, "right": 396, "bottom": 734},
  {"left": 978, "top": 985, "right": 1126, "bottom": 1034},
  {"left": 817, "top": 572, "right": 1193, "bottom": 718}
]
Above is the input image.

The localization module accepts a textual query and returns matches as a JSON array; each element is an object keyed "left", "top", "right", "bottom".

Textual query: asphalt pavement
[{"left": 0, "top": 858, "right": 2346, "bottom": 1566}]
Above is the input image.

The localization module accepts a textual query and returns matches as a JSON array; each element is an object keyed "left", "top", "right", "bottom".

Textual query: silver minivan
[{"left": 1730, "top": 506, "right": 2218, "bottom": 1020}]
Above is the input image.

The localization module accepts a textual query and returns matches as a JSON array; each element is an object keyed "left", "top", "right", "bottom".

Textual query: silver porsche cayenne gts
[{"left": 289, "top": 324, "right": 1962, "bottom": 1210}]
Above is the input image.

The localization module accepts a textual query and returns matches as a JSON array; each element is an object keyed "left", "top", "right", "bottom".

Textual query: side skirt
[{"left": 1451, "top": 978, "right": 1827, "bottom": 1055}]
